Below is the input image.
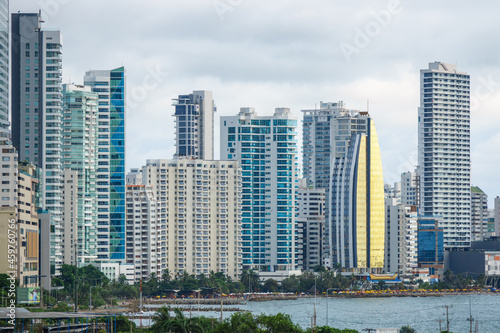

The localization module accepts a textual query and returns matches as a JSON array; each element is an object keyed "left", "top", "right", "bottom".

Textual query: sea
[{"left": 135, "top": 294, "right": 500, "bottom": 332}]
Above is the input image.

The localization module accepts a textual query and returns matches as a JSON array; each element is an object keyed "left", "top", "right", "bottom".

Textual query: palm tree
[
  {"left": 165, "top": 307, "right": 205, "bottom": 333},
  {"left": 150, "top": 306, "right": 172, "bottom": 333},
  {"left": 241, "top": 270, "right": 260, "bottom": 292}
]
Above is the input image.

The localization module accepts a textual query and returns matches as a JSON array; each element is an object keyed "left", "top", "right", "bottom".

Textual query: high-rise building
[
  {"left": 0, "top": 138, "right": 18, "bottom": 207},
  {"left": 417, "top": 217, "right": 444, "bottom": 273},
  {"left": 125, "top": 185, "right": 160, "bottom": 282},
  {"left": 17, "top": 162, "right": 41, "bottom": 287},
  {"left": 494, "top": 197, "right": 500, "bottom": 236},
  {"left": 0, "top": 0, "right": 8, "bottom": 137},
  {"left": 84, "top": 67, "right": 126, "bottom": 261},
  {"left": 12, "top": 12, "right": 64, "bottom": 274},
  {"left": 61, "top": 84, "right": 99, "bottom": 264},
  {"left": 470, "top": 186, "right": 488, "bottom": 242},
  {"left": 384, "top": 200, "right": 418, "bottom": 276},
  {"left": 384, "top": 182, "right": 401, "bottom": 204},
  {"left": 418, "top": 62, "right": 471, "bottom": 249},
  {"left": 296, "top": 180, "right": 325, "bottom": 271},
  {"left": 172, "top": 91, "right": 215, "bottom": 160},
  {"left": 142, "top": 159, "right": 242, "bottom": 279},
  {"left": 328, "top": 110, "right": 385, "bottom": 271},
  {"left": 61, "top": 169, "right": 78, "bottom": 266},
  {"left": 401, "top": 171, "right": 418, "bottom": 206},
  {"left": 302, "top": 101, "right": 345, "bottom": 189},
  {"left": 126, "top": 168, "right": 143, "bottom": 185},
  {"left": 221, "top": 107, "right": 298, "bottom": 272}
]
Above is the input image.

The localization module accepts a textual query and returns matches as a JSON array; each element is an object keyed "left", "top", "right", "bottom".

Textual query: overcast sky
[{"left": 11, "top": 0, "right": 500, "bottom": 205}]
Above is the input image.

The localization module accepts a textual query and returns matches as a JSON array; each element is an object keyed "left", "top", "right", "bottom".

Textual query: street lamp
[{"left": 326, "top": 288, "right": 336, "bottom": 327}]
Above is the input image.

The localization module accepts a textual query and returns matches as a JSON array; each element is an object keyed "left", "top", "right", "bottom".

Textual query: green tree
[
  {"left": 212, "top": 311, "right": 258, "bottom": 333},
  {"left": 257, "top": 312, "right": 303, "bottom": 333},
  {"left": 263, "top": 279, "right": 279, "bottom": 292},
  {"left": 241, "top": 269, "right": 260, "bottom": 292},
  {"left": 163, "top": 307, "right": 206, "bottom": 333},
  {"left": 281, "top": 275, "right": 300, "bottom": 292},
  {"left": 150, "top": 306, "right": 172, "bottom": 333},
  {"left": 400, "top": 326, "right": 416, "bottom": 333}
]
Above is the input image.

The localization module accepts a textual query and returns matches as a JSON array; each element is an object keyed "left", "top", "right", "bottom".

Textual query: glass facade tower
[
  {"left": 84, "top": 67, "right": 126, "bottom": 261},
  {"left": 62, "top": 84, "right": 98, "bottom": 263},
  {"left": 221, "top": 107, "right": 298, "bottom": 271},
  {"left": 328, "top": 110, "right": 385, "bottom": 271}
]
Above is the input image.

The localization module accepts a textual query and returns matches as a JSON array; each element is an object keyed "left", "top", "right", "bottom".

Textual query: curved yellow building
[{"left": 329, "top": 112, "right": 385, "bottom": 271}]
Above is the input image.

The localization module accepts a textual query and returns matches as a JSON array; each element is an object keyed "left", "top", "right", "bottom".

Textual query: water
[{"left": 137, "top": 295, "right": 500, "bottom": 332}]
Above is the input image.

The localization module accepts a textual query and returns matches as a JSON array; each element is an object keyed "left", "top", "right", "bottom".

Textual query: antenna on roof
[{"left": 367, "top": 99, "right": 369, "bottom": 112}]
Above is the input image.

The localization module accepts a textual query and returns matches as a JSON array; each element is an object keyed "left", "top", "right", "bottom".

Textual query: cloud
[{"left": 11, "top": 0, "right": 500, "bottom": 205}]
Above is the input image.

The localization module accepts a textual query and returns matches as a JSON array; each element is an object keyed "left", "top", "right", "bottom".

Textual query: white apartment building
[
  {"left": 401, "top": 171, "right": 418, "bottom": 206},
  {"left": 61, "top": 170, "right": 78, "bottom": 266},
  {"left": 126, "top": 168, "right": 143, "bottom": 185},
  {"left": 296, "top": 181, "right": 325, "bottom": 271},
  {"left": 384, "top": 199, "right": 418, "bottom": 277},
  {"left": 471, "top": 186, "right": 488, "bottom": 242},
  {"left": 125, "top": 185, "right": 160, "bottom": 282},
  {"left": 0, "top": 138, "right": 18, "bottom": 207},
  {"left": 494, "top": 197, "right": 500, "bottom": 237},
  {"left": 418, "top": 62, "right": 471, "bottom": 249},
  {"left": 141, "top": 159, "right": 242, "bottom": 279}
]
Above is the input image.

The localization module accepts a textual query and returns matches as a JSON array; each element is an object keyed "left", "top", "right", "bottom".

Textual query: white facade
[
  {"left": 418, "top": 62, "right": 471, "bottom": 249},
  {"left": 61, "top": 170, "right": 78, "bottom": 266},
  {"left": 485, "top": 252, "right": 500, "bottom": 276},
  {"left": 62, "top": 84, "right": 99, "bottom": 264},
  {"left": 142, "top": 159, "right": 242, "bottom": 279},
  {"left": 471, "top": 187, "right": 488, "bottom": 242},
  {"left": 296, "top": 182, "right": 325, "bottom": 271},
  {"left": 401, "top": 171, "right": 418, "bottom": 206},
  {"left": 126, "top": 168, "right": 143, "bottom": 185},
  {"left": 384, "top": 199, "right": 418, "bottom": 276},
  {"left": 495, "top": 197, "right": 500, "bottom": 237},
  {"left": 91, "top": 262, "right": 135, "bottom": 285},
  {"left": 384, "top": 182, "right": 401, "bottom": 204},
  {"left": 0, "top": 139, "right": 18, "bottom": 207},
  {"left": 125, "top": 185, "right": 160, "bottom": 282}
]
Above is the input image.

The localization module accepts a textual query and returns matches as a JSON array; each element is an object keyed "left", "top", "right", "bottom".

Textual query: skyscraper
[
  {"left": 61, "top": 84, "right": 99, "bottom": 264},
  {"left": 0, "top": 0, "right": 8, "bottom": 137},
  {"left": 221, "top": 107, "right": 298, "bottom": 272},
  {"left": 418, "top": 62, "right": 471, "bottom": 249},
  {"left": 125, "top": 185, "right": 161, "bottom": 281},
  {"left": 470, "top": 186, "right": 488, "bottom": 242},
  {"left": 296, "top": 180, "right": 325, "bottom": 271},
  {"left": 172, "top": 90, "right": 215, "bottom": 160},
  {"left": 84, "top": 67, "right": 126, "bottom": 261},
  {"left": 302, "top": 101, "right": 345, "bottom": 189},
  {"left": 328, "top": 110, "right": 385, "bottom": 271},
  {"left": 12, "top": 12, "right": 63, "bottom": 273}
]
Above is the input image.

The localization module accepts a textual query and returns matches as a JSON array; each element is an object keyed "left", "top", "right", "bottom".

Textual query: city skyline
[{"left": 10, "top": 1, "right": 500, "bottom": 206}]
